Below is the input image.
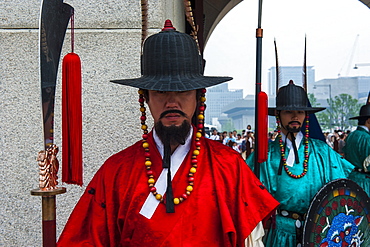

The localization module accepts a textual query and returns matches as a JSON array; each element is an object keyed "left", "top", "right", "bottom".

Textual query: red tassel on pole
[
  {"left": 257, "top": 91, "right": 268, "bottom": 163},
  {"left": 62, "top": 10, "right": 83, "bottom": 185}
]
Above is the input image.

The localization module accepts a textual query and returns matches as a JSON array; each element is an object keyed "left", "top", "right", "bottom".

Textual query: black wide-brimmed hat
[
  {"left": 349, "top": 92, "right": 370, "bottom": 119},
  {"left": 268, "top": 80, "right": 325, "bottom": 116},
  {"left": 111, "top": 20, "right": 232, "bottom": 91}
]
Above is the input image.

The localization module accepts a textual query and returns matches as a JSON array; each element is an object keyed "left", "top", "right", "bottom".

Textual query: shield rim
[{"left": 302, "top": 178, "right": 370, "bottom": 246}]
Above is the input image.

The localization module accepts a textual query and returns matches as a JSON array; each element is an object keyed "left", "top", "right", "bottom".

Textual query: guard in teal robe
[
  {"left": 247, "top": 133, "right": 354, "bottom": 247},
  {"left": 248, "top": 80, "right": 355, "bottom": 247},
  {"left": 343, "top": 96, "right": 370, "bottom": 196}
]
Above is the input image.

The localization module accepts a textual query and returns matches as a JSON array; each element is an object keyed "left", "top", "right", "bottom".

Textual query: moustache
[
  {"left": 159, "top": 109, "right": 186, "bottom": 119},
  {"left": 288, "top": 121, "right": 301, "bottom": 126}
]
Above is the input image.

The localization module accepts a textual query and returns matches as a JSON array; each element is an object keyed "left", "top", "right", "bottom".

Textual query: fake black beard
[
  {"left": 155, "top": 119, "right": 191, "bottom": 146},
  {"left": 284, "top": 121, "right": 302, "bottom": 133}
]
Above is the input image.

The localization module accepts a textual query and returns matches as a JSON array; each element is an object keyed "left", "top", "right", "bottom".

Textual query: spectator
[{"left": 209, "top": 129, "right": 220, "bottom": 141}]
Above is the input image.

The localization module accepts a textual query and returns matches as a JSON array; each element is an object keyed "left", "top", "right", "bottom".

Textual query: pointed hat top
[{"left": 162, "top": 19, "right": 176, "bottom": 31}]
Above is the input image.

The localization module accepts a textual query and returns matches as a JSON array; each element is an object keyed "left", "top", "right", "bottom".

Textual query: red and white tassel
[
  {"left": 62, "top": 10, "right": 83, "bottom": 185},
  {"left": 257, "top": 91, "right": 268, "bottom": 163}
]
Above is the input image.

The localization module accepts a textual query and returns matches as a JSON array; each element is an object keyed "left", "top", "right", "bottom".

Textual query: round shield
[{"left": 303, "top": 178, "right": 370, "bottom": 247}]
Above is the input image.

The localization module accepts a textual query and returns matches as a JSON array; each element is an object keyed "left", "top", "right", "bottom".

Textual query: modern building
[
  {"left": 222, "top": 72, "right": 369, "bottom": 131},
  {"left": 309, "top": 76, "right": 370, "bottom": 106},
  {"left": 205, "top": 83, "right": 243, "bottom": 125},
  {"left": 219, "top": 65, "right": 316, "bottom": 131},
  {"left": 268, "top": 66, "right": 315, "bottom": 97},
  {"left": 222, "top": 95, "right": 276, "bottom": 131}
]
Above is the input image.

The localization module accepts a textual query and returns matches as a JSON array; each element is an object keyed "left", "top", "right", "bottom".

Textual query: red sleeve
[
  {"left": 57, "top": 168, "right": 111, "bottom": 247},
  {"left": 206, "top": 139, "right": 279, "bottom": 246}
]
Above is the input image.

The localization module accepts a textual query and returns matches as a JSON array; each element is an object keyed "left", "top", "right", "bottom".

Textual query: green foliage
[
  {"left": 316, "top": 93, "right": 361, "bottom": 131},
  {"left": 308, "top": 93, "right": 320, "bottom": 107},
  {"left": 222, "top": 119, "right": 235, "bottom": 132}
]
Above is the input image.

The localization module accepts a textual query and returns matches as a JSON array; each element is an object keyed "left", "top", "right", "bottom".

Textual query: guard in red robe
[{"left": 57, "top": 20, "right": 278, "bottom": 247}]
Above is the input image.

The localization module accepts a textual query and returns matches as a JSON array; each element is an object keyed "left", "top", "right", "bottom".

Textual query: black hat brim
[
  {"left": 349, "top": 104, "right": 370, "bottom": 119},
  {"left": 268, "top": 106, "right": 326, "bottom": 116},
  {"left": 349, "top": 115, "right": 370, "bottom": 120},
  {"left": 111, "top": 75, "right": 233, "bottom": 91}
]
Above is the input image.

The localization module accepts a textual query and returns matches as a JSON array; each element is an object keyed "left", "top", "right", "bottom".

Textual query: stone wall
[{"left": 0, "top": 0, "right": 183, "bottom": 245}]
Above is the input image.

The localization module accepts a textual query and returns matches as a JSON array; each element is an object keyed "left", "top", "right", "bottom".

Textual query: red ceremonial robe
[{"left": 58, "top": 129, "right": 278, "bottom": 246}]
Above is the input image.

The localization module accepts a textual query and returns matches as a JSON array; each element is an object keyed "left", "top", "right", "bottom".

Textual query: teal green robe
[
  {"left": 246, "top": 137, "right": 354, "bottom": 247},
  {"left": 343, "top": 126, "right": 370, "bottom": 195}
]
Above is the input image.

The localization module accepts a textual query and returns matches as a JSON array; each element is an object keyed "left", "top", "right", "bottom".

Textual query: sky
[{"left": 203, "top": 0, "right": 370, "bottom": 97}]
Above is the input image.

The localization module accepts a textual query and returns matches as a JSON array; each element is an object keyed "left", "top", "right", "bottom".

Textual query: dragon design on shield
[
  {"left": 303, "top": 179, "right": 370, "bottom": 247},
  {"left": 319, "top": 204, "right": 364, "bottom": 246}
]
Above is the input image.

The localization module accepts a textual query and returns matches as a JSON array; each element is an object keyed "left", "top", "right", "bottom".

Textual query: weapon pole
[
  {"left": 31, "top": 145, "right": 66, "bottom": 247},
  {"left": 254, "top": 0, "right": 263, "bottom": 178},
  {"left": 33, "top": 1, "right": 73, "bottom": 245},
  {"left": 31, "top": 188, "right": 66, "bottom": 247}
]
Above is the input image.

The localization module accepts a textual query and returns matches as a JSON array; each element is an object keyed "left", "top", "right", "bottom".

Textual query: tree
[
  {"left": 316, "top": 94, "right": 361, "bottom": 131},
  {"left": 308, "top": 93, "right": 320, "bottom": 107},
  {"left": 221, "top": 119, "right": 235, "bottom": 132}
]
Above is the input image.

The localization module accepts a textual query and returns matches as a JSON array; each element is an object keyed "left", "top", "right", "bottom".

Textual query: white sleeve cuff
[
  {"left": 244, "top": 221, "right": 265, "bottom": 247},
  {"left": 363, "top": 154, "right": 370, "bottom": 172}
]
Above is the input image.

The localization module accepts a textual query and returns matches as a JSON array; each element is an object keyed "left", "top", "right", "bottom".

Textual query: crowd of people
[
  {"left": 323, "top": 130, "right": 350, "bottom": 155},
  {"left": 207, "top": 125, "right": 256, "bottom": 160},
  {"left": 208, "top": 127, "right": 357, "bottom": 159}
]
